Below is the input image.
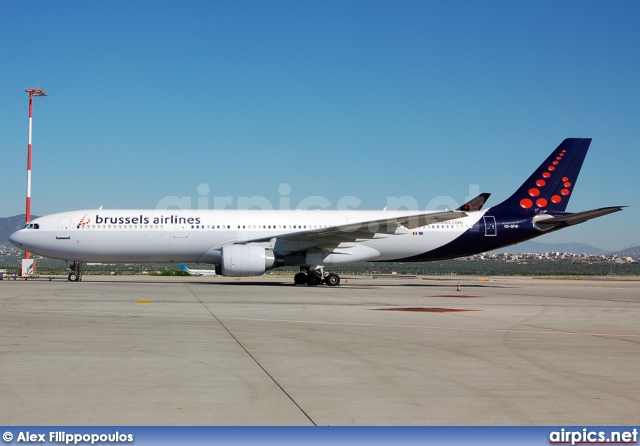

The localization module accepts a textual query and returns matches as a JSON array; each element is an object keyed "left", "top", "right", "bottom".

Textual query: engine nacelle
[{"left": 220, "top": 245, "right": 276, "bottom": 277}]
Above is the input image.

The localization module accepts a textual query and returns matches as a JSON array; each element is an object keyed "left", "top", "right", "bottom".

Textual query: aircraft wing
[
  {"left": 245, "top": 210, "right": 467, "bottom": 252},
  {"left": 535, "top": 206, "right": 625, "bottom": 230}
]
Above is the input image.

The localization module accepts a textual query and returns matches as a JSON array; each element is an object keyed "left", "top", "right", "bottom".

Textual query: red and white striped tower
[{"left": 24, "top": 88, "right": 47, "bottom": 260}]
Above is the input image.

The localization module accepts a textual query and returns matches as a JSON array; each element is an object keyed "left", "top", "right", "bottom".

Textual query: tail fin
[
  {"left": 495, "top": 138, "right": 591, "bottom": 213},
  {"left": 179, "top": 263, "right": 189, "bottom": 272}
]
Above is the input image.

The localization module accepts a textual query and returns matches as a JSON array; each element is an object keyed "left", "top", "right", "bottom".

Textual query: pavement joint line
[
  {"left": 3, "top": 307, "right": 640, "bottom": 339},
  {"left": 447, "top": 310, "right": 640, "bottom": 344},
  {"left": 218, "top": 316, "right": 640, "bottom": 339},
  {"left": 182, "top": 283, "right": 318, "bottom": 426}
]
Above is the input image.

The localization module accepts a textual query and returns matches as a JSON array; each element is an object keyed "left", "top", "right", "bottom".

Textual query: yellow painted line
[{"left": 136, "top": 299, "right": 152, "bottom": 305}]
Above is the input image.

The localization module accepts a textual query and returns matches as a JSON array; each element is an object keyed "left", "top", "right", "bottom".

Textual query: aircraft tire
[
  {"left": 68, "top": 272, "right": 79, "bottom": 282},
  {"left": 325, "top": 273, "right": 340, "bottom": 287},
  {"left": 307, "top": 273, "right": 321, "bottom": 286},
  {"left": 294, "top": 272, "right": 308, "bottom": 285}
]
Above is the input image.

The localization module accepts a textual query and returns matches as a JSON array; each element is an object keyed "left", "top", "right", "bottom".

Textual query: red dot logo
[
  {"left": 548, "top": 166, "right": 556, "bottom": 171},
  {"left": 561, "top": 150, "right": 567, "bottom": 153},
  {"left": 562, "top": 176, "right": 569, "bottom": 181},
  {"left": 536, "top": 179, "right": 546, "bottom": 187},
  {"left": 529, "top": 188, "right": 540, "bottom": 197},
  {"left": 561, "top": 188, "right": 570, "bottom": 196},
  {"left": 564, "top": 181, "right": 572, "bottom": 187},
  {"left": 542, "top": 172, "right": 551, "bottom": 178},
  {"left": 552, "top": 161, "right": 559, "bottom": 165},
  {"left": 520, "top": 198, "right": 533, "bottom": 209},
  {"left": 536, "top": 198, "right": 548, "bottom": 208},
  {"left": 556, "top": 156, "right": 562, "bottom": 161},
  {"left": 551, "top": 195, "right": 562, "bottom": 204}
]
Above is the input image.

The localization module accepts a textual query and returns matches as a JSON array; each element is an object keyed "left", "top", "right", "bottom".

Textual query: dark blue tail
[{"left": 494, "top": 138, "right": 591, "bottom": 213}]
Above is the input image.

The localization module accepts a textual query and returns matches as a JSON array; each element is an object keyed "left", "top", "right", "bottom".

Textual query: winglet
[{"left": 457, "top": 193, "right": 491, "bottom": 211}]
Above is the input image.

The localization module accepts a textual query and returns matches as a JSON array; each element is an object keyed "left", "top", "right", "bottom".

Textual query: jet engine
[{"left": 220, "top": 244, "right": 276, "bottom": 277}]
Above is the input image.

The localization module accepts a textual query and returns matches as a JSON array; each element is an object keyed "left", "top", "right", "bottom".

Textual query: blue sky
[{"left": 1, "top": 1, "right": 639, "bottom": 250}]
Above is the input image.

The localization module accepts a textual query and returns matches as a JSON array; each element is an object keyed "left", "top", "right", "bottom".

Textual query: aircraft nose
[{"left": 9, "top": 230, "right": 25, "bottom": 249}]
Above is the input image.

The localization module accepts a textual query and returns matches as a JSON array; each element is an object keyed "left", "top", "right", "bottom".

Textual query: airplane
[
  {"left": 179, "top": 263, "right": 217, "bottom": 276},
  {"left": 9, "top": 138, "right": 624, "bottom": 285}
]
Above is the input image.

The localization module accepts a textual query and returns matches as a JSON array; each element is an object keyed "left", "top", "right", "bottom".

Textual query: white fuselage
[{"left": 10, "top": 208, "right": 487, "bottom": 265}]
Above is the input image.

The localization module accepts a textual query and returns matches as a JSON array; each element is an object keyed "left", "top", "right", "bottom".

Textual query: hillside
[
  {"left": 491, "top": 240, "right": 611, "bottom": 255},
  {"left": 615, "top": 246, "right": 640, "bottom": 257},
  {"left": 0, "top": 215, "right": 38, "bottom": 248}
]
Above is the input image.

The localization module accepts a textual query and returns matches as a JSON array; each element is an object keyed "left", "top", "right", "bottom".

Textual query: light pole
[{"left": 22, "top": 88, "right": 47, "bottom": 276}]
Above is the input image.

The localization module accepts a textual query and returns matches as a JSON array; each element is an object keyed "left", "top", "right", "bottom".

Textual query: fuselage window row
[
  {"left": 75, "top": 223, "right": 471, "bottom": 231},
  {"left": 76, "top": 223, "right": 332, "bottom": 231}
]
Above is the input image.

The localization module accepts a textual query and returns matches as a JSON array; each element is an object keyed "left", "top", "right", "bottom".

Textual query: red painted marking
[
  {"left": 528, "top": 188, "right": 540, "bottom": 197},
  {"left": 564, "top": 181, "right": 572, "bottom": 187},
  {"left": 556, "top": 156, "right": 562, "bottom": 160},
  {"left": 551, "top": 195, "right": 562, "bottom": 204},
  {"left": 562, "top": 176, "right": 569, "bottom": 181},
  {"left": 552, "top": 160, "right": 559, "bottom": 165},
  {"left": 542, "top": 172, "right": 551, "bottom": 178},
  {"left": 520, "top": 198, "right": 533, "bottom": 209},
  {"left": 536, "top": 179, "right": 546, "bottom": 187},
  {"left": 548, "top": 165, "right": 556, "bottom": 171},
  {"left": 376, "top": 307, "right": 478, "bottom": 313},
  {"left": 561, "top": 188, "right": 570, "bottom": 196},
  {"left": 536, "top": 198, "right": 548, "bottom": 207},
  {"left": 428, "top": 295, "right": 486, "bottom": 298}
]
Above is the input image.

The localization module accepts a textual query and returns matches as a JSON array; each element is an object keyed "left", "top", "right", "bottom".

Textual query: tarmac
[{"left": 0, "top": 275, "right": 638, "bottom": 426}]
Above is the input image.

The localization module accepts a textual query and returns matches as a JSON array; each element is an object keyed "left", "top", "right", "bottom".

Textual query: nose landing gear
[{"left": 68, "top": 261, "right": 82, "bottom": 282}]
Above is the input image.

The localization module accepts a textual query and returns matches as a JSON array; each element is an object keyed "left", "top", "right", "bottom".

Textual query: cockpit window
[{"left": 23, "top": 223, "right": 40, "bottom": 229}]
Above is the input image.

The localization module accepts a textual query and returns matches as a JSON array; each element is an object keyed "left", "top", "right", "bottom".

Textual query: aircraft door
[
  {"left": 56, "top": 217, "right": 71, "bottom": 239},
  {"left": 483, "top": 216, "right": 497, "bottom": 236}
]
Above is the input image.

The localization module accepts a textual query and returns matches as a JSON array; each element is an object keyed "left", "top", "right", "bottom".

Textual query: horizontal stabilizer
[{"left": 535, "top": 206, "right": 625, "bottom": 230}]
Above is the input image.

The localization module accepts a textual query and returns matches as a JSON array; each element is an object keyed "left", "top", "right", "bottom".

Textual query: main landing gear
[
  {"left": 68, "top": 261, "right": 82, "bottom": 282},
  {"left": 294, "top": 267, "right": 341, "bottom": 287}
]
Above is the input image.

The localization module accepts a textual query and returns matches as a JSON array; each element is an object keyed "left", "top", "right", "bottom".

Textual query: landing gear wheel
[
  {"left": 307, "top": 273, "right": 321, "bottom": 286},
  {"left": 68, "top": 261, "right": 82, "bottom": 282},
  {"left": 325, "top": 273, "right": 340, "bottom": 287},
  {"left": 294, "top": 272, "right": 308, "bottom": 285}
]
